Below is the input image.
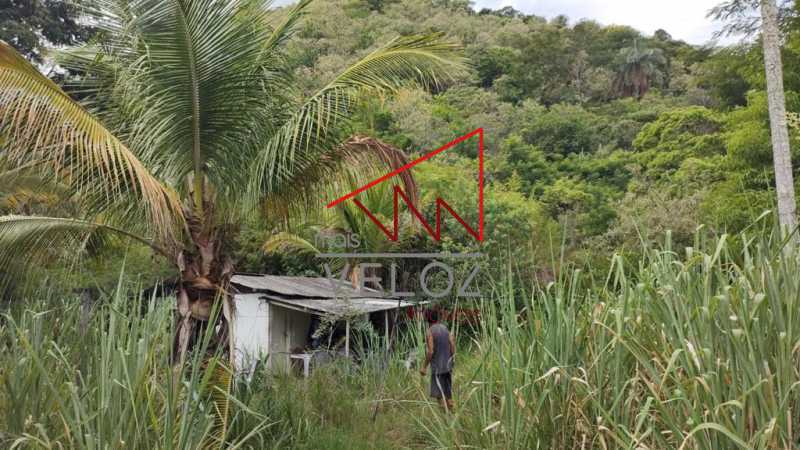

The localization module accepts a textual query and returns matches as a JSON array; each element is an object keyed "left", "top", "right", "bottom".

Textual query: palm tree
[
  {"left": 613, "top": 39, "right": 666, "bottom": 99},
  {"left": 0, "top": 0, "right": 463, "bottom": 362}
]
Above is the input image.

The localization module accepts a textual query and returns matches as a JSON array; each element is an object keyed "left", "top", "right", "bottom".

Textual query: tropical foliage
[
  {"left": 4, "top": 0, "right": 800, "bottom": 448},
  {"left": 240, "top": 0, "right": 800, "bottom": 279},
  {"left": 4, "top": 0, "right": 798, "bottom": 316},
  {"left": 0, "top": 0, "right": 463, "bottom": 358}
]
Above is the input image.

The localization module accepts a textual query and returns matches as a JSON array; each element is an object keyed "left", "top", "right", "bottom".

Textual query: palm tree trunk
[
  {"left": 173, "top": 213, "right": 235, "bottom": 365},
  {"left": 761, "top": 0, "right": 798, "bottom": 232}
]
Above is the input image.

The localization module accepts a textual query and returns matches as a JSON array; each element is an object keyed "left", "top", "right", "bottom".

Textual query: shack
[{"left": 230, "top": 274, "right": 417, "bottom": 375}]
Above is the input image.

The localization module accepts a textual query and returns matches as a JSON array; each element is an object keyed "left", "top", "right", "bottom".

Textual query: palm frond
[
  {"left": 260, "top": 134, "right": 419, "bottom": 225},
  {"left": 341, "top": 135, "right": 419, "bottom": 206},
  {"left": 0, "top": 41, "right": 183, "bottom": 242},
  {"left": 204, "top": 357, "right": 233, "bottom": 450},
  {"left": 111, "top": 0, "right": 277, "bottom": 205},
  {"left": 0, "top": 159, "right": 62, "bottom": 212},
  {"left": 261, "top": 0, "right": 314, "bottom": 54},
  {"left": 64, "top": 0, "right": 283, "bottom": 214},
  {"left": 263, "top": 231, "right": 319, "bottom": 254},
  {"left": 251, "top": 32, "right": 465, "bottom": 198},
  {"left": 0, "top": 215, "right": 170, "bottom": 291},
  {"left": 336, "top": 179, "right": 418, "bottom": 251}
]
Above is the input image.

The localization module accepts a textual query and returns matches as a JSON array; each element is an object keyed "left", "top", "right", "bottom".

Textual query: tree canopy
[{"left": 2, "top": 0, "right": 800, "bottom": 290}]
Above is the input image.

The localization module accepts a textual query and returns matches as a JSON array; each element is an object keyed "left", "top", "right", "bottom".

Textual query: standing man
[{"left": 420, "top": 309, "right": 455, "bottom": 411}]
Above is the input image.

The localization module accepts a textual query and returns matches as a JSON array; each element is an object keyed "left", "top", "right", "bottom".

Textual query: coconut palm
[
  {"left": 0, "top": 0, "right": 463, "bottom": 362},
  {"left": 613, "top": 39, "right": 666, "bottom": 99}
]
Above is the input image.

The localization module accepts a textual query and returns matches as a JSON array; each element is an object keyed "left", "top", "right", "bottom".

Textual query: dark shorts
[{"left": 431, "top": 371, "right": 452, "bottom": 399}]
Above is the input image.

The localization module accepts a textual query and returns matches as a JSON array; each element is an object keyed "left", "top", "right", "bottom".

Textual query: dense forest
[
  {"left": 245, "top": 0, "right": 800, "bottom": 279},
  {"left": 0, "top": 0, "right": 798, "bottom": 290}
]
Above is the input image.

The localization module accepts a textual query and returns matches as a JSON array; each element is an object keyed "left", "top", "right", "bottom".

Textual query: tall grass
[
  {"left": 0, "top": 278, "right": 428, "bottom": 449},
  {"left": 426, "top": 229, "right": 800, "bottom": 449},
  {"left": 3, "top": 226, "right": 800, "bottom": 449},
  {"left": 0, "top": 278, "right": 271, "bottom": 449}
]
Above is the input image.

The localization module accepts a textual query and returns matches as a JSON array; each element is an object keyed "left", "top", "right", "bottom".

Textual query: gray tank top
[{"left": 430, "top": 323, "right": 452, "bottom": 374}]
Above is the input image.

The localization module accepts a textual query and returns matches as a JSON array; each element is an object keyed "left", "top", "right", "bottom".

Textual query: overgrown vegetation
[
  {"left": 3, "top": 0, "right": 800, "bottom": 448},
  {"left": 3, "top": 0, "right": 800, "bottom": 287},
  {"left": 220, "top": 0, "right": 800, "bottom": 281},
  {"left": 0, "top": 281, "right": 271, "bottom": 448},
  {"left": 2, "top": 224, "right": 799, "bottom": 448}
]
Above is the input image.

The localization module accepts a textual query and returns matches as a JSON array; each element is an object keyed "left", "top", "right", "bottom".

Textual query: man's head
[{"left": 427, "top": 309, "right": 439, "bottom": 324}]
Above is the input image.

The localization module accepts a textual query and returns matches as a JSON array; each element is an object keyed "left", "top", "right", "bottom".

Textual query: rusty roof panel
[
  {"left": 265, "top": 295, "right": 416, "bottom": 317},
  {"left": 230, "top": 274, "right": 386, "bottom": 299}
]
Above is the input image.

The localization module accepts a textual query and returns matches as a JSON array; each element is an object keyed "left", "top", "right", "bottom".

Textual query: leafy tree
[
  {"left": 521, "top": 104, "right": 599, "bottom": 156},
  {"left": 494, "top": 23, "right": 577, "bottom": 104},
  {"left": 495, "top": 135, "right": 553, "bottom": 195},
  {"left": 695, "top": 48, "right": 752, "bottom": 108},
  {"left": 0, "top": 0, "right": 463, "bottom": 360},
  {"left": 430, "top": 0, "right": 471, "bottom": 13},
  {"left": 468, "top": 45, "right": 516, "bottom": 88},
  {"left": 478, "top": 6, "right": 526, "bottom": 19},
  {"left": 711, "top": 0, "right": 800, "bottom": 230},
  {"left": 414, "top": 158, "right": 556, "bottom": 264},
  {"left": 700, "top": 176, "right": 774, "bottom": 230},
  {"left": 351, "top": 0, "right": 396, "bottom": 13},
  {"left": 633, "top": 106, "right": 724, "bottom": 153},
  {"left": 709, "top": 0, "right": 796, "bottom": 37},
  {"left": 582, "top": 24, "right": 642, "bottom": 68},
  {"left": 540, "top": 177, "right": 593, "bottom": 215},
  {"left": 632, "top": 107, "right": 726, "bottom": 183},
  {"left": 0, "top": 0, "right": 94, "bottom": 62}
]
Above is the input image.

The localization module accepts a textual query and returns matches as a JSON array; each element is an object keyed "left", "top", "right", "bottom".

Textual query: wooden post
[
  {"left": 384, "top": 310, "right": 390, "bottom": 351},
  {"left": 345, "top": 320, "right": 350, "bottom": 358}
]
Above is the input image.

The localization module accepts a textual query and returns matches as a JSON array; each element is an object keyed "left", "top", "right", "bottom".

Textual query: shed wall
[
  {"left": 268, "top": 304, "right": 312, "bottom": 373},
  {"left": 233, "top": 294, "right": 270, "bottom": 371}
]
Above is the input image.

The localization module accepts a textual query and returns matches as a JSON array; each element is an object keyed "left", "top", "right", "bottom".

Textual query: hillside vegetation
[
  {"left": 223, "top": 0, "right": 800, "bottom": 279},
  {"left": 2, "top": 0, "right": 797, "bottom": 286}
]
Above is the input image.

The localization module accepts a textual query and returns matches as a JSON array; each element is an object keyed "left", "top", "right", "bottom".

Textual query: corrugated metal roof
[
  {"left": 266, "top": 295, "right": 415, "bottom": 316},
  {"left": 230, "top": 274, "right": 385, "bottom": 299}
]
